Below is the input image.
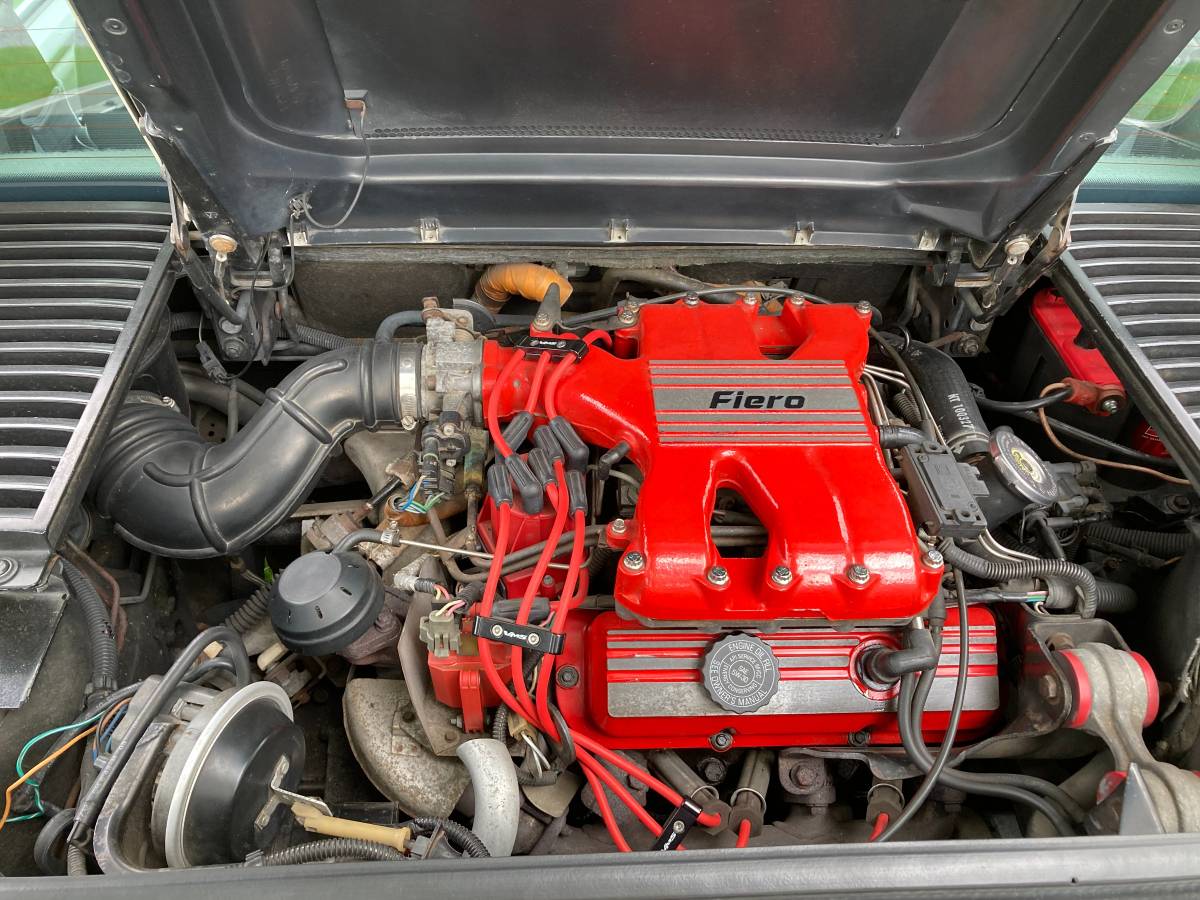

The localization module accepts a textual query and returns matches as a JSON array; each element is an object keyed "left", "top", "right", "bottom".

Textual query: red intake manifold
[{"left": 485, "top": 299, "right": 942, "bottom": 625}]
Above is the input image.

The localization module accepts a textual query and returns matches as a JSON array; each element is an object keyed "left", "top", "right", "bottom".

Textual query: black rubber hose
[
  {"left": 60, "top": 559, "right": 118, "bottom": 699},
  {"left": 401, "top": 817, "right": 490, "bottom": 857},
  {"left": 180, "top": 373, "right": 261, "bottom": 422},
  {"left": 224, "top": 585, "right": 272, "bottom": 634},
  {"left": 878, "top": 425, "right": 928, "bottom": 449},
  {"left": 1087, "top": 523, "right": 1195, "bottom": 558},
  {"left": 375, "top": 310, "right": 425, "bottom": 342},
  {"left": 1095, "top": 579, "right": 1138, "bottom": 614},
  {"left": 594, "top": 267, "right": 713, "bottom": 304},
  {"left": 901, "top": 342, "right": 990, "bottom": 457},
  {"left": 178, "top": 363, "right": 268, "bottom": 404},
  {"left": 69, "top": 626, "right": 252, "bottom": 846},
  {"left": 984, "top": 406, "right": 1182, "bottom": 468},
  {"left": 875, "top": 571, "right": 970, "bottom": 841},
  {"left": 287, "top": 322, "right": 355, "bottom": 350},
  {"left": 258, "top": 838, "right": 405, "bottom": 865},
  {"left": 939, "top": 540, "right": 1098, "bottom": 619},
  {"left": 975, "top": 387, "right": 1072, "bottom": 413},
  {"left": 91, "top": 342, "right": 420, "bottom": 557}
]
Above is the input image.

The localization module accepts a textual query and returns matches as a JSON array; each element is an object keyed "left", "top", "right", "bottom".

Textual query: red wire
[
  {"left": 544, "top": 329, "right": 611, "bottom": 420},
  {"left": 869, "top": 812, "right": 889, "bottom": 842},
  {"left": 735, "top": 819, "right": 752, "bottom": 848},
  {"left": 525, "top": 351, "right": 551, "bottom": 413},
  {"left": 487, "top": 349, "right": 526, "bottom": 458},
  {"left": 582, "top": 764, "right": 632, "bottom": 852},
  {"left": 536, "top": 509, "right": 586, "bottom": 732},
  {"left": 510, "top": 463, "right": 569, "bottom": 714}
]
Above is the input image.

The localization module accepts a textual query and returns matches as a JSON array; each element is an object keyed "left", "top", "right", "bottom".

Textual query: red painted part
[
  {"left": 428, "top": 641, "right": 512, "bottom": 733},
  {"left": 1130, "top": 419, "right": 1172, "bottom": 459},
  {"left": 1030, "top": 289, "right": 1126, "bottom": 413},
  {"left": 555, "top": 606, "right": 1000, "bottom": 749},
  {"left": 1058, "top": 649, "right": 1093, "bottom": 730},
  {"left": 483, "top": 301, "right": 942, "bottom": 623},
  {"left": 1131, "top": 651, "right": 1160, "bottom": 727},
  {"left": 477, "top": 491, "right": 567, "bottom": 600}
]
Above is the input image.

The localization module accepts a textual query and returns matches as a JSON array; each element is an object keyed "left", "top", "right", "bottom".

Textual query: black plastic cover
[
  {"left": 898, "top": 444, "right": 988, "bottom": 540},
  {"left": 270, "top": 551, "right": 384, "bottom": 655}
]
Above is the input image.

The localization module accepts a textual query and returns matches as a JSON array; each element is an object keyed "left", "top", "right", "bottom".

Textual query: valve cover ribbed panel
[
  {"left": 1054, "top": 203, "right": 1200, "bottom": 486},
  {"left": 0, "top": 202, "right": 174, "bottom": 590}
]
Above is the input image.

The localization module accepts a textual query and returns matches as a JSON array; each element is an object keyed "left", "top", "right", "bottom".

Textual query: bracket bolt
[
  {"left": 846, "top": 564, "right": 871, "bottom": 585},
  {"left": 709, "top": 730, "right": 734, "bottom": 752},
  {"left": 1005, "top": 236, "right": 1032, "bottom": 257},
  {"left": 684, "top": 292, "right": 700, "bottom": 307},
  {"left": 1100, "top": 397, "right": 1121, "bottom": 415},
  {"left": 922, "top": 549, "right": 944, "bottom": 569},
  {"left": 532, "top": 313, "right": 552, "bottom": 330},
  {"left": 770, "top": 565, "right": 793, "bottom": 587},
  {"left": 622, "top": 551, "right": 646, "bottom": 573},
  {"left": 855, "top": 300, "right": 872, "bottom": 315},
  {"left": 617, "top": 303, "right": 639, "bottom": 325},
  {"left": 556, "top": 665, "right": 580, "bottom": 688},
  {"left": 610, "top": 517, "right": 627, "bottom": 534},
  {"left": 707, "top": 565, "right": 730, "bottom": 587}
]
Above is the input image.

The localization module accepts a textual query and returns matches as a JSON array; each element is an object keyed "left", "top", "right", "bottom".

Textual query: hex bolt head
[
  {"left": 1038, "top": 673, "right": 1060, "bottom": 702},
  {"left": 709, "top": 730, "right": 734, "bottom": 752},
  {"left": 622, "top": 551, "right": 646, "bottom": 573},
  {"left": 556, "top": 665, "right": 580, "bottom": 688},
  {"left": 855, "top": 300, "right": 872, "bottom": 315},
  {"left": 787, "top": 296, "right": 806, "bottom": 307},
  {"left": 707, "top": 565, "right": 730, "bottom": 587},
  {"left": 610, "top": 517, "right": 627, "bottom": 534},
  {"left": 770, "top": 565, "right": 793, "bottom": 587},
  {"left": 846, "top": 564, "right": 871, "bottom": 585},
  {"left": 1100, "top": 397, "right": 1121, "bottom": 415},
  {"left": 698, "top": 756, "right": 728, "bottom": 783},
  {"left": 617, "top": 303, "right": 639, "bottom": 325},
  {"left": 532, "top": 313, "right": 552, "bottom": 330},
  {"left": 542, "top": 575, "right": 555, "bottom": 588},
  {"left": 922, "top": 549, "right": 944, "bottom": 569},
  {"left": 400, "top": 415, "right": 418, "bottom": 431},
  {"left": 684, "top": 293, "right": 701, "bottom": 307}
]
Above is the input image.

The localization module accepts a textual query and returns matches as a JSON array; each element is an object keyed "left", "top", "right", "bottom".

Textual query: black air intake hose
[
  {"left": 1087, "top": 523, "right": 1196, "bottom": 558},
  {"left": 939, "top": 540, "right": 1098, "bottom": 619},
  {"left": 91, "top": 343, "right": 420, "bottom": 557},
  {"left": 902, "top": 342, "right": 990, "bottom": 458}
]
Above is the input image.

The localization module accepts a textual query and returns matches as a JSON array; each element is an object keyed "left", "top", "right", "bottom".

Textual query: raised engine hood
[{"left": 72, "top": 0, "right": 1198, "bottom": 251}]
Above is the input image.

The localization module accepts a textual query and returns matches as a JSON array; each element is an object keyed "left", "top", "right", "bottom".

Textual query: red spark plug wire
[{"left": 524, "top": 351, "right": 551, "bottom": 413}]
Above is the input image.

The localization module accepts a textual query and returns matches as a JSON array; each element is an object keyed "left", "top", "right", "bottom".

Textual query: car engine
[{"left": 5, "top": 249, "right": 1200, "bottom": 873}]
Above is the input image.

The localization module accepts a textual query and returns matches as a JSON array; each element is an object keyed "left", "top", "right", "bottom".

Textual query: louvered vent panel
[
  {"left": 1071, "top": 205, "right": 1200, "bottom": 424},
  {"left": 0, "top": 203, "right": 173, "bottom": 590}
]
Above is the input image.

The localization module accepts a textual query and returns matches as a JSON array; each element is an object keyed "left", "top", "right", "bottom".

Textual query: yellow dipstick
[{"left": 291, "top": 802, "right": 411, "bottom": 852}]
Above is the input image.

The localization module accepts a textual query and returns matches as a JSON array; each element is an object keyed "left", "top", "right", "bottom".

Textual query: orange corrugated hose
[{"left": 474, "top": 263, "right": 573, "bottom": 311}]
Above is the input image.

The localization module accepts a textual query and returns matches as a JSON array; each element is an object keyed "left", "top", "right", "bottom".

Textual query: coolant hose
[
  {"left": 60, "top": 559, "right": 118, "bottom": 699},
  {"left": 455, "top": 738, "right": 519, "bottom": 857},
  {"left": 91, "top": 342, "right": 420, "bottom": 557},
  {"left": 940, "top": 540, "right": 1098, "bottom": 618},
  {"left": 473, "top": 263, "right": 573, "bottom": 312},
  {"left": 1087, "top": 523, "right": 1196, "bottom": 558},
  {"left": 374, "top": 310, "right": 425, "bottom": 342},
  {"left": 258, "top": 838, "right": 406, "bottom": 865},
  {"left": 902, "top": 342, "right": 990, "bottom": 458}
]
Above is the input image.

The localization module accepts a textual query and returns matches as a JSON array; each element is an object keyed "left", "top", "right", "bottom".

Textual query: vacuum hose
[
  {"left": 60, "top": 559, "right": 118, "bottom": 700},
  {"left": 91, "top": 342, "right": 421, "bottom": 557}
]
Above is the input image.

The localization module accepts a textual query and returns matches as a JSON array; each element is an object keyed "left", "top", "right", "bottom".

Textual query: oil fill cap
[{"left": 703, "top": 633, "right": 779, "bottom": 714}]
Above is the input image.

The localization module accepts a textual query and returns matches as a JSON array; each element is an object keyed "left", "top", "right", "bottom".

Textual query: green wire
[{"left": 12, "top": 710, "right": 106, "bottom": 819}]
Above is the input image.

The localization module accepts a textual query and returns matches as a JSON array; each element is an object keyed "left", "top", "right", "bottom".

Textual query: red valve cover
[
  {"left": 557, "top": 607, "right": 1000, "bottom": 749},
  {"left": 486, "top": 300, "right": 941, "bottom": 625}
]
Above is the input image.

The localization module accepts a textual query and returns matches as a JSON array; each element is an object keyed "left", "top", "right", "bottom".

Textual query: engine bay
[{"left": 5, "top": 249, "right": 1200, "bottom": 874}]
